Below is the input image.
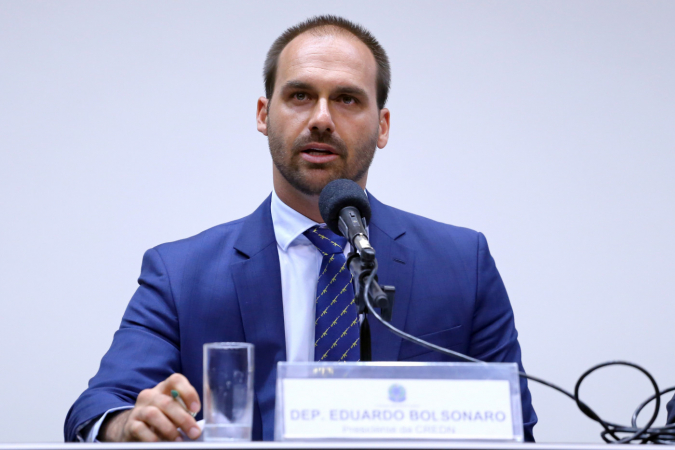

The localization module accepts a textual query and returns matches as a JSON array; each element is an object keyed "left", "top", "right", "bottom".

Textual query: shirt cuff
[{"left": 80, "top": 405, "right": 134, "bottom": 442}]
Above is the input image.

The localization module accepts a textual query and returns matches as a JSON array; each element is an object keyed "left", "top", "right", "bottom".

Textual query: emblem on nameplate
[{"left": 388, "top": 383, "right": 406, "bottom": 402}]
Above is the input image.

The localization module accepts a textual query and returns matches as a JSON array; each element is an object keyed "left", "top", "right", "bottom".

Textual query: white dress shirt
[{"left": 83, "top": 191, "right": 356, "bottom": 440}]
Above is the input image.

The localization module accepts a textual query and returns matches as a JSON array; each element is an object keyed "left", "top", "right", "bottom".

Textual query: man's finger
[
  {"left": 153, "top": 394, "right": 201, "bottom": 440},
  {"left": 136, "top": 388, "right": 155, "bottom": 407},
  {"left": 127, "top": 419, "right": 159, "bottom": 442},
  {"left": 160, "top": 373, "right": 201, "bottom": 414},
  {"left": 136, "top": 405, "right": 181, "bottom": 441}
]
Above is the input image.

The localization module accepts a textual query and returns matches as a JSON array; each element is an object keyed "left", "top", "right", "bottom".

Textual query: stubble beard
[{"left": 267, "top": 120, "right": 379, "bottom": 196}]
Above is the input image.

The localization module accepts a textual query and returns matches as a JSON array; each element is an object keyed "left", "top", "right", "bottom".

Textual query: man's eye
[
  {"left": 341, "top": 96, "right": 356, "bottom": 104},
  {"left": 294, "top": 93, "right": 307, "bottom": 101}
]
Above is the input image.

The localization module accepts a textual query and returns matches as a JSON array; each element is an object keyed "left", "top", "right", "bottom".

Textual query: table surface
[{"left": 1, "top": 442, "right": 664, "bottom": 450}]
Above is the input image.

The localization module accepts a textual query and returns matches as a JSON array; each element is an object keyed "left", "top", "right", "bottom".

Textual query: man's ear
[
  {"left": 256, "top": 97, "right": 269, "bottom": 136},
  {"left": 377, "top": 108, "right": 390, "bottom": 149}
]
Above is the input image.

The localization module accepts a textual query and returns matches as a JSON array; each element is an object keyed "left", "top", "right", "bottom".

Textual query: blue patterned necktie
[{"left": 303, "top": 226, "right": 360, "bottom": 362}]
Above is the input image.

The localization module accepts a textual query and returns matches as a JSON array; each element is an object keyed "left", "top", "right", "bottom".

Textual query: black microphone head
[{"left": 319, "top": 179, "right": 372, "bottom": 235}]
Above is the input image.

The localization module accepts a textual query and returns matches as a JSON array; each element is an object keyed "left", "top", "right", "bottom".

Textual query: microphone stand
[{"left": 346, "top": 247, "right": 395, "bottom": 362}]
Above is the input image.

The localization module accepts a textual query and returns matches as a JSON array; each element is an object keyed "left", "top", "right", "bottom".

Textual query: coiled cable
[{"left": 361, "top": 260, "right": 675, "bottom": 444}]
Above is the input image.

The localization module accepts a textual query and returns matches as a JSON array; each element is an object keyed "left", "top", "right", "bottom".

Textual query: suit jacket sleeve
[
  {"left": 471, "top": 232, "right": 538, "bottom": 442},
  {"left": 64, "top": 248, "right": 181, "bottom": 442}
]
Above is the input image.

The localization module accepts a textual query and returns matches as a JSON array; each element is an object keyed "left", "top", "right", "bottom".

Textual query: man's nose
[{"left": 308, "top": 98, "right": 335, "bottom": 134}]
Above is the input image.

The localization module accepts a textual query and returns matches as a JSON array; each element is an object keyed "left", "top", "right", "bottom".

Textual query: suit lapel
[
  {"left": 367, "top": 193, "right": 415, "bottom": 362},
  {"left": 230, "top": 195, "right": 285, "bottom": 441}
]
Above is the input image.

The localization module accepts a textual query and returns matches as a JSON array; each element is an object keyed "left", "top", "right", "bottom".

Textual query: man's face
[{"left": 257, "top": 30, "right": 390, "bottom": 196}]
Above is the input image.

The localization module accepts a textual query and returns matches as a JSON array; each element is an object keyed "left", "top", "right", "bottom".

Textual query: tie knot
[{"left": 303, "top": 226, "right": 347, "bottom": 255}]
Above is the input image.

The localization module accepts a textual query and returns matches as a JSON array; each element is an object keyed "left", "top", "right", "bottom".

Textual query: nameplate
[{"left": 274, "top": 362, "right": 523, "bottom": 441}]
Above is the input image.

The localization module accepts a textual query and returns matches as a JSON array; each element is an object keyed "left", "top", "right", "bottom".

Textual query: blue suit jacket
[{"left": 65, "top": 194, "right": 537, "bottom": 441}]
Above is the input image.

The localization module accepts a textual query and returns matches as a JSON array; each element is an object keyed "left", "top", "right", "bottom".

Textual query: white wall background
[{"left": 1, "top": 0, "right": 673, "bottom": 443}]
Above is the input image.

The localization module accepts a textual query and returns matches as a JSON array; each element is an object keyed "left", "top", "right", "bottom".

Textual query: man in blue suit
[{"left": 65, "top": 15, "right": 537, "bottom": 442}]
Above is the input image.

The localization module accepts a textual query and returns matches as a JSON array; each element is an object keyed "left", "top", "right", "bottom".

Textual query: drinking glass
[{"left": 203, "top": 342, "right": 254, "bottom": 441}]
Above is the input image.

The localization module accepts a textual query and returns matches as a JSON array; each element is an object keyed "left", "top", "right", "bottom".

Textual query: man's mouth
[
  {"left": 300, "top": 143, "right": 337, "bottom": 154},
  {"left": 299, "top": 144, "right": 340, "bottom": 164},
  {"left": 303, "top": 148, "right": 333, "bottom": 156}
]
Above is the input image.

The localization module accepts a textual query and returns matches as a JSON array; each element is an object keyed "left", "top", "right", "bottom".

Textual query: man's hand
[{"left": 100, "top": 373, "right": 201, "bottom": 442}]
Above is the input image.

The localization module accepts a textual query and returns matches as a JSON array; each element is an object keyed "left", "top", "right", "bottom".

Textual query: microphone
[
  {"left": 319, "top": 179, "right": 392, "bottom": 361},
  {"left": 318, "top": 179, "right": 374, "bottom": 260}
]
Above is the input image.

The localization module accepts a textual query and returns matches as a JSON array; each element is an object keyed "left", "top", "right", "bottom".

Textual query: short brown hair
[{"left": 263, "top": 15, "right": 391, "bottom": 110}]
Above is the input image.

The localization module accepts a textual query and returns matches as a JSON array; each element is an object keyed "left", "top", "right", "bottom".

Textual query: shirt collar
[{"left": 271, "top": 190, "right": 321, "bottom": 251}]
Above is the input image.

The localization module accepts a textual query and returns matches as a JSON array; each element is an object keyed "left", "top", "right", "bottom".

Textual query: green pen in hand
[{"left": 171, "top": 389, "right": 197, "bottom": 418}]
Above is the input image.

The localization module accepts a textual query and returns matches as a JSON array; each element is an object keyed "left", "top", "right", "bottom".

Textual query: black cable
[{"left": 360, "top": 260, "right": 675, "bottom": 444}]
